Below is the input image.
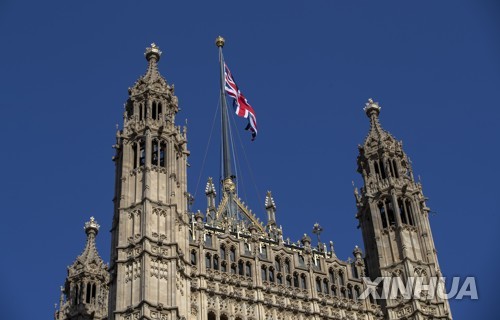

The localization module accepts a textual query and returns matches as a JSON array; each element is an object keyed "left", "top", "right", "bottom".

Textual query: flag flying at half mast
[{"left": 224, "top": 63, "right": 258, "bottom": 141}]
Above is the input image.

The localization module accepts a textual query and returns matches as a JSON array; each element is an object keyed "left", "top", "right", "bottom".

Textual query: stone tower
[
  {"left": 355, "top": 99, "right": 452, "bottom": 319},
  {"left": 55, "top": 217, "right": 110, "bottom": 320},
  {"left": 107, "top": 43, "right": 191, "bottom": 320}
]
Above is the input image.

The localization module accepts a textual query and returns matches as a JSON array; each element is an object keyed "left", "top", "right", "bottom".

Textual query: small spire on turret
[
  {"left": 363, "top": 98, "right": 381, "bottom": 118},
  {"left": 205, "top": 177, "right": 217, "bottom": 196},
  {"left": 265, "top": 191, "right": 277, "bottom": 226},
  {"left": 84, "top": 216, "right": 100, "bottom": 235},
  {"left": 145, "top": 43, "right": 162, "bottom": 62}
]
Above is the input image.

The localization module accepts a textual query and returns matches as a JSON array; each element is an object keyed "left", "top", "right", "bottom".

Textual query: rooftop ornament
[{"left": 312, "top": 222, "right": 323, "bottom": 244}]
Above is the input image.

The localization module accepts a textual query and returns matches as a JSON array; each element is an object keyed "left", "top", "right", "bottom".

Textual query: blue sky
[{"left": 0, "top": 1, "right": 498, "bottom": 318}]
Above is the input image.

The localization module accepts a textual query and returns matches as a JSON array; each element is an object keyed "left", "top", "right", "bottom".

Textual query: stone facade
[{"left": 55, "top": 44, "right": 452, "bottom": 320}]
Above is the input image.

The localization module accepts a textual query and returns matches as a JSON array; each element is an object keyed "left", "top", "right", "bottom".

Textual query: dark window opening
[
  {"left": 191, "top": 251, "right": 197, "bottom": 265},
  {"left": 261, "top": 266, "right": 267, "bottom": 281},
  {"left": 245, "top": 262, "right": 252, "bottom": 277},
  {"left": 86, "top": 283, "right": 91, "bottom": 303},
  {"left": 139, "top": 142, "right": 145, "bottom": 166},
  {"left": 378, "top": 202, "right": 388, "bottom": 228},
  {"left": 159, "top": 142, "right": 166, "bottom": 167},
  {"left": 316, "top": 278, "right": 322, "bottom": 293},
  {"left": 338, "top": 271, "right": 344, "bottom": 286},
  {"left": 205, "top": 253, "right": 212, "bottom": 270},
  {"left": 323, "top": 279, "right": 329, "bottom": 294},
  {"left": 152, "top": 101, "right": 157, "bottom": 120},
  {"left": 238, "top": 260, "right": 244, "bottom": 276},
  {"left": 213, "top": 255, "right": 219, "bottom": 270},
  {"left": 277, "top": 273, "right": 283, "bottom": 284},
  {"left": 205, "top": 234, "right": 212, "bottom": 247},
  {"left": 293, "top": 273, "right": 299, "bottom": 288},
  {"left": 269, "top": 268, "right": 275, "bottom": 282},
  {"left": 300, "top": 274, "right": 307, "bottom": 289},
  {"left": 208, "top": 312, "right": 216, "bottom": 320},
  {"left": 231, "top": 263, "right": 237, "bottom": 274},
  {"left": 230, "top": 247, "right": 236, "bottom": 262}
]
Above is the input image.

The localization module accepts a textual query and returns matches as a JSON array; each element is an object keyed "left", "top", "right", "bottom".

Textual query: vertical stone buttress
[
  {"left": 55, "top": 217, "right": 110, "bottom": 320},
  {"left": 108, "top": 44, "right": 191, "bottom": 320},
  {"left": 355, "top": 99, "right": 452, "bottom": 319}
]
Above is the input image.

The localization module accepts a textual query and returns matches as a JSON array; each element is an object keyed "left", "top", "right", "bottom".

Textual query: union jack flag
[{"left": 224, "top": 63, "right": 257, "bottom": 141}]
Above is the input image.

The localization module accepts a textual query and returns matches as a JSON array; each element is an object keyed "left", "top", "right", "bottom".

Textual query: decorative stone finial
[
  {"left": 84, "top": 216, "right": 100, "bottom": 235},
  {"left": 205, "top": 177, "right": 217, "bottom": 196},
  {"left": 215, "top": 36, "right": 225, "bottom": 48},
  {"left": 363, "top": 98, "right": 381, "bottom": 118},
  {"left": 265, "top": 191, "right": 276, "bottom": 209},
  {"left": 312, "top": 222, "right": 323, "bottom": 244},
  {"left": 145, "top": 43, "right": 162, "bottom": 62}
]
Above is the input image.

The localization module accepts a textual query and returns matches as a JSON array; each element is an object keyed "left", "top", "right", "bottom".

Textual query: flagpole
[{"left": 216, "top": 36, "right": 235, "bottom": 189}]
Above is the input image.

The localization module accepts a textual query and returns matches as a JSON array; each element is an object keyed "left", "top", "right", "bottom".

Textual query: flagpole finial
[{"left": 215, "top": 36, "right": 225, "bottom": 48}]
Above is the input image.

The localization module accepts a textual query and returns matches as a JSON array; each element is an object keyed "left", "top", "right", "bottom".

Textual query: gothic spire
[
  {"left": 128, "top": 43, "right": 173, "bottom": 98},
  {"left": 55, "top": 217, "right": 109, "bottom": 320}
]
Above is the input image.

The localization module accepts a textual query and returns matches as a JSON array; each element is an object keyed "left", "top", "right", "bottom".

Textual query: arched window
[
  {"left": 259, "top": 244, "right": 267, "bottom": 259},
  {"left": 220, "top": 314, "right": 228, "bottom": 320},
  {"left": 338, "top": 271, "right": 344, "bottom": 286},
  {"left": 269, "top": 267, "right": 275, "bottom": 282},
  {"left": 392, "top": 159, "right": 399, "bottom": 178},
  {"left": 277, "top": 273, "right": 283, "bottom": 284},
  {"left": 191, "top": 250, "right": 197, "bottom": 265},
  {"left": 298, "top": 255, "right": 305, "bottom": 266},
  {"left": 316, "top": 277, "right": 322, "bottom": 293},
  {"left": 354, "top": 286, "right": 361, "bottom": 301},
  {"left": 230, "top": 247, "right": 236, "bottom": 262},
  {"left": 159, "top": 141, "right": 166, "bottom": 167},
  {"left": 221, "top": 261, "right": 227, "bottom": 272},
  {"left": 152, "top": 101, "right": 157, "bottom": 120},
  {"left": 275, "top": 257, "right": 281, "bottom": 271},
  {"left": 207, "top": 312, "right": 216, "bottom": 320},
  {"left": 329, "top": 268, "right": 336, "bottom": 283},
  {"left": 205, "top": 253, "right": 212, "bottom": 270},
  {"left": 139, "top": 103, "right": 144, "bottom": 121},
  {"left": 261, "top": 266, "right": 267, "bottom": 281},
  {"left": 293, "top": 273, "right": 299, "bottom": 288},
  {"left": 152, "top": 139, "right": 159, "bottom": 166},
  {"left": 300, "top": 274, "right": 307, "bottom": 289},
  {"left": 378, "top": 201, "right": 388, "bottom": 228},
  {"left": 284, "top": 259, "right": 290, "bottom": 274},
  {"left": 86, "top": 283, "right": 91, "bottom": 303},
  {"left": 213, "top": 255, "right": 219, "bottom": 270},
  {"left": 405, "top": 199, "right": 415, "bottom": 226},
  {"left": 231, "top": 263, "right": 237, "bottom": 274},
  {"left": 245, "top": 262, "right": 252, "bottom": 277},
  {"left": 331, "top": 285, "right": 337, "bottom": 296},
  {"left": 323, "top": 279, "right": 329, "bottom": 294},
  {"left": 398, "top": 198, "right": 407, "bottom": 225},
  {"left": 352, "top": 264, "right": 359, "bottom": 278},
  {"left": 220, "top": 245, "right": 226, "bottom": 259},
  {"left": 286, "top": 275, "right": 292, "bottom": 287},
  {"left": 347, "top": 285, "right": 353, "bottom": 300},
  {"left": 205, "top": 234, "right": 212, "bottom": 247},
  {"left": 139, "top": 141, "right": 146, "bottom": 166},
  {"left": 157, "top": 102, "right": 163, "bottom": 119},
  {"left": 238, "top": 260, "right": 244, "bottom": 276},
  {"left": 74, "top": 284, "right": 79, "bottom": 304},
  {"left": 91, "top": 283, "right": 96, "bottom": 302},
  {"left": 385, "top": 198, "right": 396, "bottom": 226}
]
